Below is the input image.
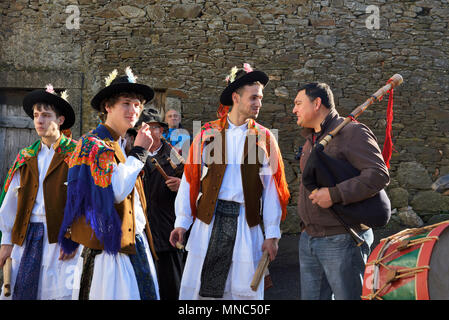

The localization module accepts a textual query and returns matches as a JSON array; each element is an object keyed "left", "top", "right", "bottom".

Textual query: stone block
[
  {"left": 170, "top": 4, "right": 202, "bottom": 19},
  {"left": 118, "top": 5, "right": 146, "bottom": 18},
  {"left": 411, "top": 190, "right": 449, "bottom": 213},
  {"left": 388, "top": 187, "right": 409, "bottom": 209},
  {"left": 397, "top": 161, "right": 433, "bottom": 190}
]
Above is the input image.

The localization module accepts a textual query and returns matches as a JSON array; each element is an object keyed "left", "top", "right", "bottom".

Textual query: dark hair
[
  {"left": 33, "top": 103, "right": 62, "bottom": 117},
  {"left": 297, "top": 82, "right": 335, "bottom": 109},
  {"left": 99, "top": 92, "right": 145, "bottom": 122}
]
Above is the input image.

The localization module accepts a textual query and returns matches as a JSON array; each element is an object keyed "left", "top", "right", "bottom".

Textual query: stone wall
[{"left": 1, "top": 0, "right": 448, "bottom": 234}]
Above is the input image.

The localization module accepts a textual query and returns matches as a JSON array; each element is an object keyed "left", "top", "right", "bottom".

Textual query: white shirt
[
  {"left": 175, "top": 117, "right": 282, "bottom": 240},
  {"left": 110, "top": 137, "right": 146, "bottom": 235},
  {"left": 31, "top": 142, "right": 56, "bottom": 223},
  {"left": 173, "top": 118, "right": 282, "bottom": 299},
  {"left": 0, "top": 142, "right": 57, "bottom": 243}
]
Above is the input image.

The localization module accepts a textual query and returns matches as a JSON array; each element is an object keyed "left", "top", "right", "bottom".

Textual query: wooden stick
[
  {"left": 3, "top": 257, "right": 12, "bottom": 297},
  {"left": 160, "top": 135, "right": 186, "bottom": 164},
  {"left": 175, "top": 241, "right": 185, "bottom": 250},
  {"left": 319, "top": 74, "right": 403, "bottom": 148},
  {"left": 151, "top": 158, "right": 169, "bottom": 180},
  {"left": 167, "top": 157, "right": 178, "bottom": 170},
  {"left": 251, "top": 251, "right": 270, "bottom": 291}
]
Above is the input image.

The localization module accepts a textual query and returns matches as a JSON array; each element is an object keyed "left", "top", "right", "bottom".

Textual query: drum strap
[{"left": 362, "top": 234, "right": 440, "bottom": 300}]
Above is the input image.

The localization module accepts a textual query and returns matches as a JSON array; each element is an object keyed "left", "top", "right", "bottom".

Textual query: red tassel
[{"left": 382, "top": 87, "right": 394, "bottom": 169}]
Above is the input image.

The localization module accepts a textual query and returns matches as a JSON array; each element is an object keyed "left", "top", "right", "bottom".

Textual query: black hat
[
  {"left": 23, "top": 85, "right": 75, "bottom": 130},
  {"left": 91, "top": 67, "right": 154, "bottom": 111},
  {"left": 219, "top": 63, "right": 269, "bottom": 106},
  {"left": 137, "top": 108, "right": 168, "bottom": 129}
]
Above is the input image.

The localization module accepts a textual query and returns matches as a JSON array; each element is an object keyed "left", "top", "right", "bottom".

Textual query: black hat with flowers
[
  {"left": 23, "top": 84, "right": 76, "bottom": 130},
  {"left": 91, "top": 67, "right": 154, "bottom": 111},
  {"left": 219, "top": 63, "right": 269, "bottom": 106}
]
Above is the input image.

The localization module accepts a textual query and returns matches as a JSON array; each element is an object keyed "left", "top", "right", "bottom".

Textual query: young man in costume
[
  {"left": 58, "top": 67, "right": 160, "bottom": 300},
  {"left": 139, "top": 110, "right": 185, "bottom": 300},
  {"left": 169, "top": 63, "right": 290, "bottom": 300},
  {"left": 0, "top": 85, "right": 80, "bottom": 299},
  {"left": 292, "top": 82, "right": 389, "bottom": 299}
]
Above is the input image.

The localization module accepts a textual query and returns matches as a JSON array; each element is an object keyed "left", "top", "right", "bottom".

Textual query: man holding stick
[
  {"left": 0, "top": 85, "right": 80, "bottom": 299},
  {"left": 292, "top": 82, "right": 389, "bottom": 300},
  {"left": 58, "top": 67, "right": 159, "bottom": 300},
  {"left": 169, "top": 63, "right": 290, "bottom": 300}
]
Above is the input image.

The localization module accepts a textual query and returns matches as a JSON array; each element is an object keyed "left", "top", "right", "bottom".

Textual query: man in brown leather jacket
[{"left": 292, "top": 82, "right": 389, "bottom": 300}]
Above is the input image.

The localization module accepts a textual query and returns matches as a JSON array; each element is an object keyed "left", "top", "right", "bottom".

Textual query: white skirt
[
  {"left": 0, "top": 222, "right": 83, "bottom": 300},
  {"left": 179, "top": 204, "right": 265, "bottom": 300},
  {"left": 71, "top": 230, "right": 160, "bottom": 300}
]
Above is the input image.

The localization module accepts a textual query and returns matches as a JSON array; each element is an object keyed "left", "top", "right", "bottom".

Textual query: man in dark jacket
[
  {"left": 140, "top": 110, "right": 185, "bottom": 300},
  {"left": 292, "top": 82, "right": 389, "bottom": 300}
]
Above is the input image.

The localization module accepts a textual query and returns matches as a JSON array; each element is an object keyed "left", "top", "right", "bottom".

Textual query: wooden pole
[
  {"left": 3, "top": 257, "right": 12, "bottom": 297},
  {"left": 250, "top": 251, "right": 270, "bottom": 291}
]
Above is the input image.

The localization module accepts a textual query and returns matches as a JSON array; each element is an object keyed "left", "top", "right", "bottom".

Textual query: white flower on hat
[
  {"left": 60, "top": 90, "right": 69, "bottom": 102},
  {"left": 104, "top": 69, "right": 118, "bottom": 87},
  {"left": 225, "top": 63, "right": 254, "bottom": 84},
  {"left": 225, "top": 66, "right": 239, "bottom": 84},
  {"left": 125, "top": 66, "right": 137, "bottom": 83}
]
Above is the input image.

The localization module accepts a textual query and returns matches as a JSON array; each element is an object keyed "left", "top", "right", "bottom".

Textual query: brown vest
[
  {"left": 12, "top": 141, "right": 69, "bottom": 246},
  {"left": 67, "top": 127, "right": 157, "bottom": 258},
  {"left": 196, "top": 122, "right": 264, "bottom": 227}
]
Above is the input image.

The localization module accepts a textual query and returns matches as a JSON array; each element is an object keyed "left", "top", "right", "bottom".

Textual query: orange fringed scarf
[{"left": 184, "top": 115, "right": 290, "bottom": 222}]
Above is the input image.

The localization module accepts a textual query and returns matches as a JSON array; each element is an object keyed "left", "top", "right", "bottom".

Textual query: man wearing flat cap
[
  {"left": 58, "top": 67, "right": 160, "bottom": 300},
  {"left": 170, "top": 63, "right": 290, "bottom": 300},
  {"left": 0, "top": 85, "right": 80, "bottom": 299}
]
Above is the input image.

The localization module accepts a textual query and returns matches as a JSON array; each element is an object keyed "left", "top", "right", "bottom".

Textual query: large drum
[{"left": 362, "top": 221, "right": 449, "bottom": 300}]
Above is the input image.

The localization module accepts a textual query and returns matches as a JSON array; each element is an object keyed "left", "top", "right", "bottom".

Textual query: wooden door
[{"left": 0, "top": 89, "right": 38, "bottom": 185}]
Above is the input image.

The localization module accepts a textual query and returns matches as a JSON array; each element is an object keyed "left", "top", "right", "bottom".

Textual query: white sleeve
[
  {"left": 174, "top": 174, "right": 194, "bottom": 230},
  {"left": 260, "top": 162, "right": 282, "bottom": 240},
  {"left": 0, "top": 171, "right": 20, "bottom": 245},
  {"left": 111, "top": 155, "right": 145, "bottom": 203}
]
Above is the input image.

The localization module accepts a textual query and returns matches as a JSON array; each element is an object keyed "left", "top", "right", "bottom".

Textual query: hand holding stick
[{"left": 2, "top": 257, "right": 12, "bottom": 297}]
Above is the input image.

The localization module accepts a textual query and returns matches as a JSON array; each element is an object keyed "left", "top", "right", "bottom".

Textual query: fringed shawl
[
  {"left": 184, "top": 116, "right": 290, "bottom": 222},
  {"left": 58, "top": 124, "right": 122, "bottom": 254}
]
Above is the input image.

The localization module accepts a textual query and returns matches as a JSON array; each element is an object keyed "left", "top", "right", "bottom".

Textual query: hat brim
[
  {"left": 146, "top": 120, "right": 168, "bottom": 129},
  {"left": 90, "top": 83, "right": 155, "bottom": 111},
  {"left": 219, "top": 70, "right": 269, "bottom": 106},
  {"left": 23, "top": 90, "right": 75, "bottom": 130}
]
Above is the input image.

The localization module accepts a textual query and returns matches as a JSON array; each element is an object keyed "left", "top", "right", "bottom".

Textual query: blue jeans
[{"left": 298, "top": 229, "right": 373, "bottom": 300}]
